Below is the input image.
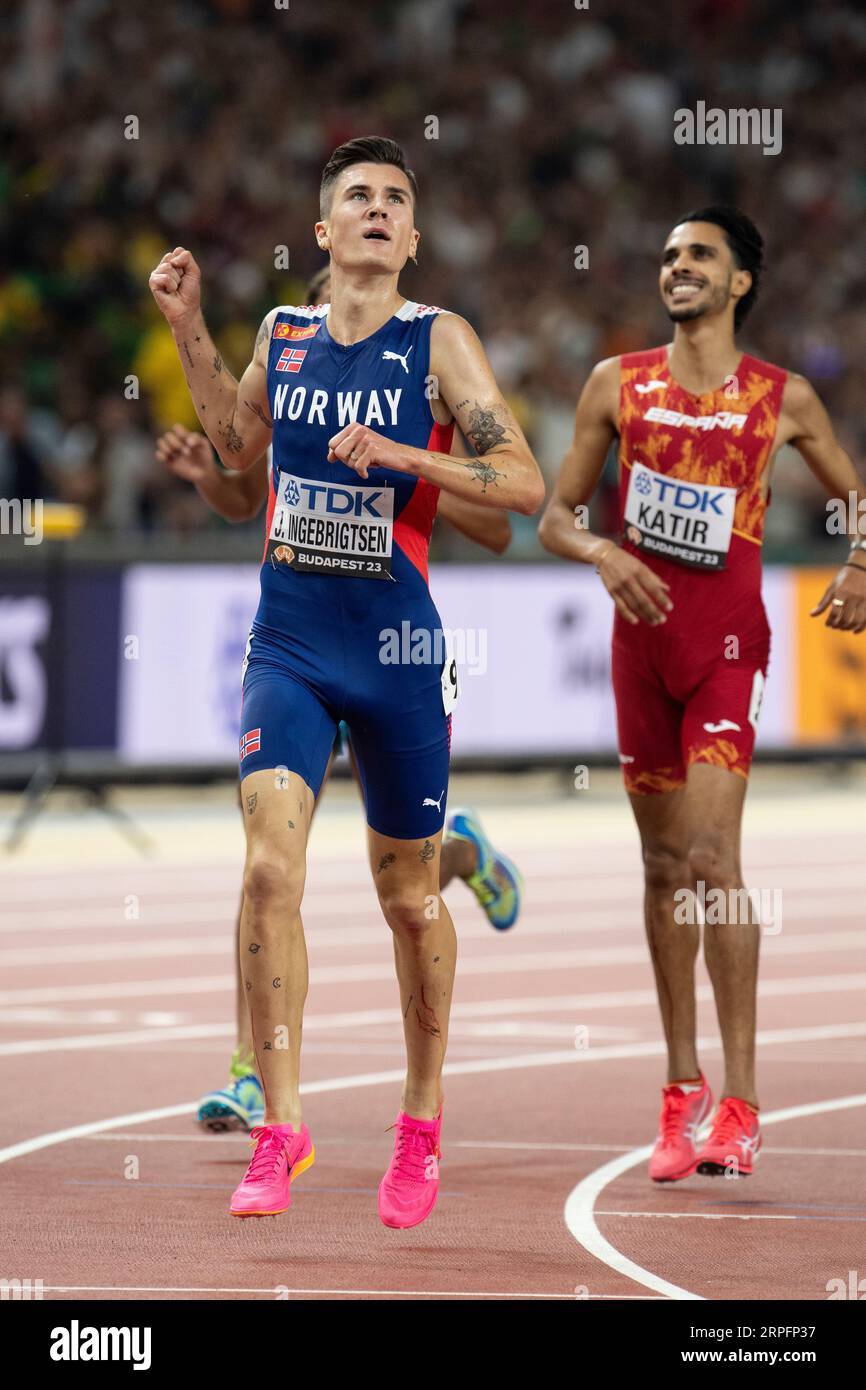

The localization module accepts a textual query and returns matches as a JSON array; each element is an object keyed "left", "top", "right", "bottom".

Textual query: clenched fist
[{"left": 148, "top": 247, "right": 201, "bottom": 326}]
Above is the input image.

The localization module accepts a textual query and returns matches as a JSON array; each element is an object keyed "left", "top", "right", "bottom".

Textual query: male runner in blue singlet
[
  {"left": 149, "top": 136, "right": 544, "bottom": 1228},
  {"left": 159, "top": 267, "right": 525, "bottom": 1137}
]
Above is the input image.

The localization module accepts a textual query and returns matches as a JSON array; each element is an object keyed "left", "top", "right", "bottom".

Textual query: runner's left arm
[
  {"left": 781, "top": 375, "right": 866, "bottom": 632},
  {"left": 327, "top": 314, "right": 545, "bottom": 515}
]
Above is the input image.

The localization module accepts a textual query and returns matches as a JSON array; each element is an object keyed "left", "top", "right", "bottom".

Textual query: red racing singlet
[{"left": 617, "top": 346, "right": 787, "bottom": 628}]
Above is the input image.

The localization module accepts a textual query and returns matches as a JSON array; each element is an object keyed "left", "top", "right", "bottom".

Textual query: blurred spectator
[{"left": 1, "top": 0, "right": 863, "bottom": 554}]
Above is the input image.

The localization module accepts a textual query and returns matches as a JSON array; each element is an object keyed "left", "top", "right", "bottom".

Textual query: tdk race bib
[
  {"left": 267, "top": 472, "right": 395, "bottom": 579},
  {"left": 623, "top": 462, "right": 736, "bottom": 570}
]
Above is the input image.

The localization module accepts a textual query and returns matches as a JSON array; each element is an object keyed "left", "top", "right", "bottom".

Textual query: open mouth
[
  {"left": 363, "top": 228, "right": 390, "bottom": 241},
  {"left": 668, "top": 280, "right": 704, "bottom": 302}
]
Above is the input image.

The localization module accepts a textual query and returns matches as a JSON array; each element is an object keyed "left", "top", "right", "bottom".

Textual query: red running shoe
[
  {"left": 649, "top": 1075, "right": 713, "bottom": 1183},
  {"left": 696, "top": 1096, "right": 761, "bottom": 1176}
]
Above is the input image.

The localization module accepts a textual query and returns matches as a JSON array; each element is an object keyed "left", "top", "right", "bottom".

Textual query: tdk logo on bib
[
  {"left": 268, "top": 472, "right": 395, "bottom": 580},
  {"left": 624, "top": 463, "right": 736, "bottom": 570},
  {"left": 290, "top": 481, "right": 387, "bottom": 519}
]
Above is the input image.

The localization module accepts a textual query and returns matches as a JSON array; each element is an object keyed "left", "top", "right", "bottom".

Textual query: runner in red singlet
[{"left": 540, "top": 206, "right": 866, "bottom": 1182}]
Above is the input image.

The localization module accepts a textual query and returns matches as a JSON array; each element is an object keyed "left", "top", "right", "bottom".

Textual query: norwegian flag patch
[
  {"left": 275, "top": 346, "right": 307, "bottom": 373},
  {"left": 240, "top": 728, "right": 261, "bottom": 760}
]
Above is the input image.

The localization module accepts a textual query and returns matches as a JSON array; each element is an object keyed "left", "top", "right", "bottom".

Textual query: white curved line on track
[{"left": 564, "top": 1092, "right": 866, "bottom": 1302}]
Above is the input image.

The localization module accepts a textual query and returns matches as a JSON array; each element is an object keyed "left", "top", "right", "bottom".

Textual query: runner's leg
[
  {"left": 369, "top": 828, "right": 455, "bottom": 1119},
  {"left": 683, "top": 764, "right": 758, "bottom": 1107},
  {"left": 239, "top": 766, "right": 314, "bottom": 1129},
  {"left": 628, "top": 788, "right": 700, "bottom": 1083}
]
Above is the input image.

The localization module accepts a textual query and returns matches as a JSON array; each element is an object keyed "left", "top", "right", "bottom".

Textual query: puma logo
[
  {"left": 382, "top": 346, "right": 413, "bottom": 373},
  {"left": 422, "top": 789, "right": 445, "bottom": 811}
]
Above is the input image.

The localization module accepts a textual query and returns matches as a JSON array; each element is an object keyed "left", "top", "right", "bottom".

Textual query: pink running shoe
[
  {"left": 649, "top": 1075, "right": 713, "bottom": 1183},
  {"left": 695, "top": 1096, "right": 761, "bottom": 1176},
  {"left": 230, "top": 1122, "right": 315, "bottom": 1217},
  {"left": 377, "top": 1109, "right": 442, "bottom": 1229}
]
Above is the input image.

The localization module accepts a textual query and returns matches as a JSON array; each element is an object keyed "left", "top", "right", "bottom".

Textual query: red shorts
[{"left": 611, "top": 606, "right": 770, "bottom": 796}]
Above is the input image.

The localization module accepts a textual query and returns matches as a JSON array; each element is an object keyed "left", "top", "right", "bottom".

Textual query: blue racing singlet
[{"left": 239, "top": 299, "right": 458, "bottom": 839}]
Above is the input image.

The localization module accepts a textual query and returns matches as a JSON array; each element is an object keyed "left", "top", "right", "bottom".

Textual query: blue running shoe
[
  {"left": 197, "top": 1049, "right": 264, "bottom": 1132},
  {"left": 445, "top": 807, "right": 522, "bottom": 931}
]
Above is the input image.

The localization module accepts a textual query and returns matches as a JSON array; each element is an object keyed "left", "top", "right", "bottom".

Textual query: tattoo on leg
[
  {"left": 433, "top": 955, "right": 440, "bottom": 963},
  {"left": 419, "top": 840, "right": 435, "bottom": 864},
  {"left": 288, "top": 820, "right": 295, "bottom": 829},
  {"left": 263, "top": 1040, "right": 272, "bottom": 1051},
  {"left": 272, "top": 977, "right": 281, "bottom": 988},
  {"left": 377, "top": 853, "right": 396, "bottom": 874},
  {"left": 248, "top": 942, "right": 261, "bottom": 954},
  {"left": 415, "top": 986, "right": 442, "bottom": 1039},
  {"left": 246, "top": 793, "right": 257, "bottom": 814}
]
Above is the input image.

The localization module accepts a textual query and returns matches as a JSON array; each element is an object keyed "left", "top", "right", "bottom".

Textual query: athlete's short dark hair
[
  {"left": 305, "top": 265, "right": 331, "bottom": 305},
  {"left": 672, "top": 205, "right": 764, "bottom": 331},
  {"left": 319, "top": 136, "right": 418, "bottom": 218}
]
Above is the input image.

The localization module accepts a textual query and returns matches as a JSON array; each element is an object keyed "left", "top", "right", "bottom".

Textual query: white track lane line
[
  {"left": 3, "top": 1036, "right": 866, "bottom": 1166},
  {"left": 4, "top": 1014, "right": 866, "bottom": 1060},
  {"left": 3, "top": 969, "right": 866, "bottom": 1014},
  {"left": 564, "top": 1092, "right": 866, "bottom": 1302},
  {"left": 30, "top": 1285, "right": 662, "bottom": 1300},
  {"left": 3, "top": 924, "right": 863, "bottom": 970}
]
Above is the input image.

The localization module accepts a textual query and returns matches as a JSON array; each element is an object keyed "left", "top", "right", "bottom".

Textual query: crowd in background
[{"left": 2, "top": 0, "right": 865, "bottom": 558}]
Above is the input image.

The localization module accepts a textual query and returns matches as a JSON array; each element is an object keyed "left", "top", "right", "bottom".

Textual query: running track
[{"left": 2, "top": 771, "right": 865, "bottom": 1301}]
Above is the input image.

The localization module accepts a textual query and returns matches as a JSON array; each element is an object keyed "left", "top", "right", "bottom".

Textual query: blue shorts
[{"left": 237, "top": 573, "right": 453, "bottom": 841}]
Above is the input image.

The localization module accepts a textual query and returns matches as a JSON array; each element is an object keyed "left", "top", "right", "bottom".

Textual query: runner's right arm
[
  {"left": 156, "top": 425, "right": 269, "bottom": 522},
  {"left": 148, "top": 248, "right": 274, "bottom": 473},
  {"left": 538, "top": 357, "right": 673, "bottom": 625}
]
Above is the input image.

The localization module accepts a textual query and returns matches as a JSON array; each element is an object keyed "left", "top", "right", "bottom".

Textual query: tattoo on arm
[
  {"left": 255, "top": 317, "right": 270, "bottom": 353},
  {"left": 212, "top": 353, "right": 223, "bottom": 377},
  {"left": 182, "top": 341, "right": 194, "bottom": 368},
  {"left": 462, "top": 456, "right": 507, "bottom": 493},
  {"left": 245, "top": 399, "right": 274, "bottom": 429},
  {"left": 464, "top": 401, "right": 511, "bottom": 456},
  {"left": 221, "top": 422, "right": 245, "bottom": 454}
]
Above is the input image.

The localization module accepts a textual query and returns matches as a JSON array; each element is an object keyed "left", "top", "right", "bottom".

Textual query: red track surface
[{"left": 2, "top": 782, "right": 865, "bottom": 1301}]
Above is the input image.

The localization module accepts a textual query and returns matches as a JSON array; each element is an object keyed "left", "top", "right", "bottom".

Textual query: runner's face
[
  {"left": 659, "top": 222, "right": 739, "bottom": 324},
  {"left": 319, "top": 163, "right": 418, "bottom": 275}
]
